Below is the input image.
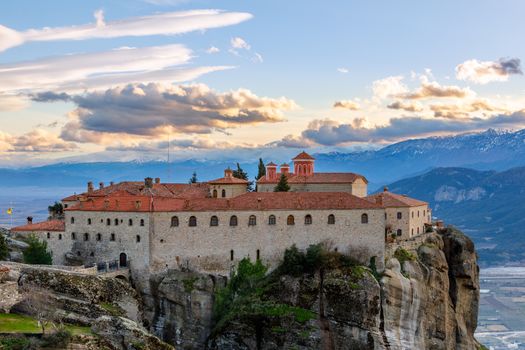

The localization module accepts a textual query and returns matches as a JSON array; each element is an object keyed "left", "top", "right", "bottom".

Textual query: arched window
[
  {"left": 230, "top": 215, "right": 238, "bottom": 226},
  {"left": 58, "top": 234, "right": 62, "bottom": 240},
  {"left": 328, "top": 214, "right": 335, "bottom": 225},
  {"left": 287, "top": 215, "right": 295, "bottom": 225},
  {"left": 361, "top": 213, "right": 368, "bottom": 224},
  {"left": 221, "top": 189, "right": 226, "bottom": 198},
  {"left": 268, "top": 215, "right": 276, "bottom": 225},
  {"left": 96, "top": 233, "right": 102, "bottom": 241},
  {"left": 411, "top": 228, "right": 414, "bottom": 236},
  {"left": 212, "top": 189, "right": 218, "bottom": 198},
  {"left": 171, "top": 216, "right": 179, "bottom": 227},
  {"left": 71, "top": 217, "right": 75, "bottom": 224},
  {"left": 110, "top": 233, "right": 115, "bottom": 241},
  {"left": 114, "top": 218, "right": 119, "bottom": 226},
  {"left": 189, "top": 216, "right": 197, "bottom": 227},
  {"left": 71, "top": 232, "right": 76, "bottom": 240},
  {"left": 417, "top": 211, "right": 420, "bottom": 217},
  {"left": 397, "top": 212, "right": 402, "bottom": 220},
  {"left": 412, "top": 211, "right": 414, "bottom": 218},
  {"left": 84, "top": 233, "right": 89, "bottom": 241},
  {"left": 417, "top": 227, "right": 420, "bottom": 234},
  {"left": 106, "top": 218, "right": 111, "bottom": 226},
  {"left": 248, "top": 215, "right": 257, "bottom": 226},
  {"left": 87, "top": 218, "right": 92, "bottom": 225},
  {"left": 136, "top": 235, "right": 141, "bottom": 243},
  {"left": 47, "top": 232, "right": 50, "bottom": 239},
  {"left": 210, "top": 215, "right": 219, "bottom": 226},
  {"left": 256, "top": 249, "right": 260, "bottom": 260},
  {"left": 396, "top": 229, "right": 402, "bottom": 236},
  {"left": 129, "top": 219, "right": 133, "bottom": 226},
  {"left": 230, "top": 250, "right": 234, "bottom": 261},
  {"left": 140, "top": 219, "right": 145, "bottom": 226},
  {"left": 304, "top": 214, "right": 312, "bottom": 225},
  {"left": 423, "top": 210, "right": 426, "bottom": 217}
]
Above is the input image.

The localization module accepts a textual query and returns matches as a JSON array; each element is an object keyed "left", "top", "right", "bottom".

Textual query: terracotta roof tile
[
  {"left": 257, "top": 172, "right": 368, "bottom": 184},
  {"left": 207, "top": 177, "right": 248, "bottom": 184},
  {"left": 292, "top": 151, "right": 315, "bottom": 160},
  {"left": 11, "top": 219, "right": 65, "bottom": 232},
  {"left": 266, "top": 162, "right": 277, "bottom": 166},
  {"left": 365, "top": 191, "right": 427, "bottom": 208}
]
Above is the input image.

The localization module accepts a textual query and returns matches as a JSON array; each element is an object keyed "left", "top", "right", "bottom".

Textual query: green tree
[
  {"left": 188, "top": 171, "right": 198, "bottom": 184},
  {"left": 274, "top": 173, "right": 290, "bottom": 192},
  {"left": 256, "top": 158, "right": 266, "bottom": 180},
  {"left": 233, "top": 163, "right": 254, "bottom": 191},
  {"left": 48, "top": 201, "right": 64, "bottom": 219},
  {"left": 0, "top": 234, "right": 8, "bottom": 260},
  {"left": 23, "top": 235, "right": 52, "bottom": 265}
]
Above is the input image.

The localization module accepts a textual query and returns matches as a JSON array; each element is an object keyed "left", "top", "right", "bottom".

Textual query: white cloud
[
  {"left": 252, "top": 52, "right": 264, "bottom": 63},
  {"left": 333, "top": 100, "right": 360, "bottom": 110},
  {"left": 0, "top": 44, "right": 232, "bottom": 94},
  {"left": 0, "top": 94, "right": 30, "bottom": 111},
  {"left": 206, "top": 46, "right": 220, "bottom": 54},
  {"left": 337, "top": 67, "right": 349, "bottom": 74},
  {"left": 395, "top": 76, "right": 474, "bottom": 100},
  {"left": 372, "top": 76, "right": 408, "bottom": 99},
  {"left": 230, "top": 37, "right": 251, "bottom": 50},
  {"left": 0, "top": 129, "right": 78, "bottom": 153},
  {"left": 456, "top": 57, "right": 522, "bottom": 84},
  {"left": 0, "top": 9, "right": 253, "bottom": 52}
]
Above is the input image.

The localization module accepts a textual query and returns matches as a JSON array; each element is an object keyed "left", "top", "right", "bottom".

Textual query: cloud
[
  {"left": 59, "top": 83, "right": 297, "bottom": 143},
  {"left": 0, "top": 9, "right": 253, "bottom": 52},
  {"left": 456, "top": 57, "right": 522, "bottom": 84},
  {"left": 230, "top": 37, "right": 251, "bottom": 50},
  {"left": 337, "top": 67, "right": 349, "bottom": 74},
  {"left": 266, "top": 134, "right": 314, "bottom": 148},
  {"left": 387, "top": 100, "right": 423, "bottom": 112},
  {"left": 0, "top": 44, "right": 232, "bottom": 95},
  {"left": 429, "top": 100, "right": 507, "bottom": 119},
  {"left": 0, "top": 129, "right": 78, "bottom": 152},
  {"left": 252, "top": 52, "right": 264, "bottom": 63},
  {"left": 106, "top": 138, "right": 238, "bottom": 152},
  {"left": 206, "top": 46, "right": 220, "bottom": 54},
  {"left": 0, "top": 94, "right": 30, "bottom": 111},
  {"left": 291, "top": 110, "right": 525, "bottom": 145},
  {"left": 333, "top": 100, "right": 361, "bottom": 110},
  {"left": 372, "top": 76, "right": 408, "bottom": 99},
  {"left": 395, "top": 77, "right": 473, "bottom": 99}
]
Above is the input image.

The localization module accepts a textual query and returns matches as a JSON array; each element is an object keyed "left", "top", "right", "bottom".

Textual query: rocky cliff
[{"left": 145, "top": 228, "right": 480, "bottom": 349}]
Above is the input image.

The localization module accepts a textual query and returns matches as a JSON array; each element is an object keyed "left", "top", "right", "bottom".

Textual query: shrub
[
  {"left": 41, "top": 330, "right": 71, "bottom": 348},
  {"left": 0, "top": 234, "right": 8, "bottom": 260},
  {"left": 394, "top": 247, "right": 416, "bottom": 266},
  {"left": 22, "top": 235, "right": 52, "bottom": 265}
]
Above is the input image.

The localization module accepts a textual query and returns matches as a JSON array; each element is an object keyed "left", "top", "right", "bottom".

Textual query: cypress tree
[
  {"left": 274, "top": 173, "right": 290, "bottom": 192},
  {"left": 188, "top": 171, "right": 198, "bottom": 184},
  {"left": 256, "top": 158, "right": 266, "bottom": 180},
  {"left": 233, "top": 163, "right": 254, "bottom": 191}
]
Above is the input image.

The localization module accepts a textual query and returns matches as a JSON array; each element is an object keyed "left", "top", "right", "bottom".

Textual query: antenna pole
[{"left": 167, "top": 127, "right": 171, "bottom": 182}]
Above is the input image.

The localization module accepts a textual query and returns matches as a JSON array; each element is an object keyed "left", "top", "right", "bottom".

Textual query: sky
[{"left": 0, "top": 0, "right": 524, "bottom": 166}]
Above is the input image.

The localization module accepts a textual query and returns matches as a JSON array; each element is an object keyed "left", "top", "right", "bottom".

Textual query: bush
[
  {"left": 394, "top": 247, "right": 416, "bottom": 266},
  {"left": 41, "top": 330, "right": 71, "bottom": 348},
  {"left": 22, "top": 235, "right": 52, "bottom": 265},
  {"left": 0, "top": 234, "right": 8, "bottom": 260},
  {"left": 0, "top": 336, "right": 31, "bottom": 350}
]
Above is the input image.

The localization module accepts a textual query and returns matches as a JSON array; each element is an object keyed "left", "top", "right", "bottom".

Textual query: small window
[
  {"left": 106, "top": 218, "right": 111, "bottom": 226},
  {"left": 129, "top": 219, "right": 133, "bottom": 226},
  {"left": 171, "top": 216, "right": 179, "bottom": 227},
  {"left": 268, "top": 215, "right": 276, "bottom": 225},
  {"left": 84, "top": 233, "right": 89, "bottom": 241},
  {"left": 423, "top": 210, "right": 426, "bottom": 217},
  {"left": 87, "top": 218, "right": 92, "bottom": 225},
  {"left": 76, "top": 251, "right": 81, "bottom": 256},
  {"left": 304, "top": 214, "right": 312, "bottom": 225},
  {"left": 71, "top": 217, "right": 75, "bottom": 224},
  {"left": 230, "top": 215, "right": 238, "bottom": 226},
  {"left": 397, "top": 212, "right": 402, "bottom": 220},
  {"left": 397, "top": 229, "right": 402, "bottom": 236},
  {"left": 46, "top": 232, "right": 50, "bottom": 239},
  {"left": 385, "top": 212, "right": 387, "bottom": 220},
  {"left": 64, "top": 204, "right": 68, "bottom": 209},
  {"left": 418, "top": 211, "right": 420, "bottom": 217},
  {"left": 90, "top": 252, "right": 94, "bottom": 257},
  {"left": 212, "top": 189, "right": 218, "bottom": 198},
  {"left": 287, "top": 215, "right": 295, "bottom": 225},
  {"left": 417, "top": 227, "right": 420, "bottom": 234},
  {"left": 230, "top": 249, "right": 234, "bottom": 261},
  {"left": 71, "top": 232, "right": 76, "bottom": 240},
  {"left": 361, "top": 213, "right": 368, "bottom": 224},
  {"left": 411, "top": 211, "right": 414, "bottom": 218},
  {"left": 411, "top": 228, "right": 414, "bottom": 235},
  {"left": 96, "top": 233, "right": 102, "bottom": 241},
  {"left": 136, "top": 235, "right": 141, "bottom": 243},
  {"left": 114, "top": 218, "right": 119, "bottom": 226},
  {"left": 110, "top": 233, "right": 115, "bottom": 241},
  {"left": 328, "top": 214, "right": 335, "bottom": 225},
  {"left": 189, "top": 216, "right": 197, "bottom": 227},
  {"left": 140, "top": 219, "right": 145, "bottom": 227},
  {"left": 210, "top": 215, "right": 219, "bottom": 226},
  {"left": 221, "top": 189, "right": 226, "bottom": 198},
  {"left": 248, "top": 215, "right": 257, "bottom": 226},
  {"left": 256, "top": 249, "right": 260, "bottom": 260}
]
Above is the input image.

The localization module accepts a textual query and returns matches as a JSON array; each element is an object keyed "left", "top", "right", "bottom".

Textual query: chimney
[
  {"left": 224, "top": 168, "right": 233, "bottom": 178},
  {"left": 280, "top": 163, "right": 290, "bottom": 175},
  {"left": 265, "top": 162, "right": 277, "bottom": 180},
  {"left": 144, "top": 177, "right": 153, "bottom": 188},
  {"left": 99, "top": 182, "right": 104, "bottom": 189},
  {"left": 87, "top": 181, "right": 94, "bottom": 193},
  {"left": 155, "top": 177, "right": 161, "bottom": 184},
  {"left": 110, "top": 181, "right": 114, "bottom": 186},
  {"left": 27, "top": 216, "right": 33, "bottom": 225},
  {"left": 383, "top": 186, "right": 388, "bottom": 192}
]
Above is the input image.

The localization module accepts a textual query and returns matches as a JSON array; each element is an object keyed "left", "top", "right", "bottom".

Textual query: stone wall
[
  {"left": 385, "top": 204, "right": 429, "bottom": 240},
  {"left": 12, "top": 229, "right": 73, "bottom": 265},
  {"left": 151, "top": 208, "right": 386, "bottom": 275},
  {"left": 209, "top": 183, "right": 247, "bottom": 198}
]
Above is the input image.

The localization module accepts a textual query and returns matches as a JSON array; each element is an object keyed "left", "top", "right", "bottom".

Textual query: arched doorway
[{"left": 119, "top": 253, "right": 127, "bottom": 267}]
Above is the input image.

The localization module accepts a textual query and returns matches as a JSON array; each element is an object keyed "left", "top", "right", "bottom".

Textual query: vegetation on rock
[
  {"left": 22, "top": 235, "right": 52, "bottom": 265},
  {"left": 0, "top": 233, "right": 8, "bottom": 260}
]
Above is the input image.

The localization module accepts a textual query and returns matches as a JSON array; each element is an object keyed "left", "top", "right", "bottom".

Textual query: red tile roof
[
  {"left": 11, "top": 219, "right": 65, "bottom": 232},
  {"left": 67, "top": 191, "right": 380, "bottom": 212},
  {"left": 208, "top": 176, "right": 248, "bottom": 185},
  {"left": 365, "top": 191, "right": 427, "bottom": 208},
  {"left": 292, "top": 151, "right": 315, "bottom": 160},
  {"left": 257, "top": 172, "right": 368, "bottom": 184},
  {"left": 266, "top": 162, "right": 277, "bottom": 167}
]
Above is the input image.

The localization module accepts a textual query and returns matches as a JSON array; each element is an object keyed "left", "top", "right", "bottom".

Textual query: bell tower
[{"left": 292, "top": 151, "right": 315, "bottom": 176}]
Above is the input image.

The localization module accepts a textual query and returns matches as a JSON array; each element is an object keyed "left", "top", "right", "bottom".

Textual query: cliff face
[{"left": 146, "top": 228, "right": 480, "bottom": 349}]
